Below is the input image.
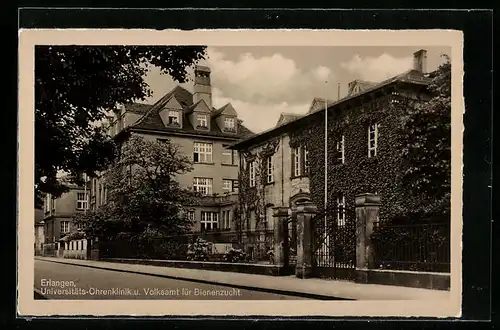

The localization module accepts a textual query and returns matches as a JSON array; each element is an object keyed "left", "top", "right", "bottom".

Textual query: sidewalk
[{"left": 35, "top": 256, "right": 451, "bottom": 300}]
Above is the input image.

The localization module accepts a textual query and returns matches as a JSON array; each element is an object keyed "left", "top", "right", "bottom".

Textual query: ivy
[
  {"left": 236, "top": 139, "right": 279, "bottom": 237},
  {"left": 290, "top": 87, "right": 437, "bottom": 225}
]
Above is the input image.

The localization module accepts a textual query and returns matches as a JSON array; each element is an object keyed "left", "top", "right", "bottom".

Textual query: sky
[{"left": 141, "top": 46, "right": 451, "bottom": 134}]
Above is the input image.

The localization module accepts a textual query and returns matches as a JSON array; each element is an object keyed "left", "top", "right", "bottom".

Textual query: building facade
[
  {"left": 34, "top": 208, "right": 45, "bottom": 256},
  {"left": 89, "top": 65, "right": 253, "bottom": 233},
  {"left": 40, "top": 179, "right": 89, "bottom": 256},
  {"left": 231, "top": 49, "right": 433, "bottom": 233}
]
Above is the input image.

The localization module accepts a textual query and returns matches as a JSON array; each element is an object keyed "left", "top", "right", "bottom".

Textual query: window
[
  {"left": 60, "top": 221, "right": 70, "bottom": 234},
  {"left": 249, "top": 161, "right": 256, "bottom": 187},
  {"left": 188, "top": 211, "right": 195, "bottom": 222},
  {"left": 76, "top": 192, "right": 88, "bottom": 210},
  {"left": 45, "top": 194, "right": 51, "bottom": 212},
  {"left": 223, "top": 179, "right": 232, "bottom": 191},
  {"left": 266, "top": 156, "right": 274, "bottom": 183},
  {"left": 232, "top": 179, "right": 239, "bottom": 192},
  {"left": 193, "top": 142, "right": 213, "bottom": 163},
  {"left": 292, "top": 147, "right": 301, "bottom": 177},
  {"left": 51, "top": 198, "right": 56, "bottom": 212},
  {"left": 196, "top": 114, "right": 208, "bottom": 128},
  {"left": 222, "top": 149, "right": 238, "bottom": 165},
  {"left": 368, "top": 123, "right": 378, "bottom": 157},
  {"left": 222, "top": 210, "right": 231, "bottom": 230},
  {"left": 263, "top": 207, "right": 274, "bottom": 229},
  {"left": 200, "top": 212, "right": 219, "bottom": 231},
  {"left": 336, "top": 194, "right": 346, "bottom": 226},
  {"left": 336, "top": 134, "right": 345, "bottom": 164},
  {"left": 168, "top": 110, "right": 180, "bottom": 125},
  {"left": 98, "top": 184, "right": 102, "bottom": 205},
  {"left": 304, "top": 146, "right": 309, "bottom": 174},
  {"left": 224, "top": 117, "right": 235, "bottom": 131},
  {"left": 193, "top": 177, "right": 213, "bottom": 195}
]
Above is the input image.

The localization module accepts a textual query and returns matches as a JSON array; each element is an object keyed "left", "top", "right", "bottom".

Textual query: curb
[{"left": 36, "top": 258, "right": 353, "bottom": 300}]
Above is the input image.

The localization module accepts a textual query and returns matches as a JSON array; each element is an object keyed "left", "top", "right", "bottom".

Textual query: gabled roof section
[
  {"left": 308, "top": 97, "right": 335, "bottom": 114},
  {"left": 276, "top": 112, "right": 303, "bottom": 127},
  {"left": 211, "top": 103, "right": 237, "bottom": 117},
  {"left": 347, "top": 79, "right": 377, "bottom": 96},
  {"left": 129, "top": 84, "right": 253, "bottom": 140},
  {"left": 185, "top": 99, "right": 212, "bottom": 115},
  {"left": 161, "top": 95, "right": 183, "bottom": 111}
]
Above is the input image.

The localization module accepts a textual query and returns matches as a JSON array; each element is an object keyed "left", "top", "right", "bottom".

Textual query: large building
[
  {"left": 230, "top": 49, "right": 433, "bottom": 235},
  {"left": 90, "top": 65, "right": 253, "bottom": 232}
]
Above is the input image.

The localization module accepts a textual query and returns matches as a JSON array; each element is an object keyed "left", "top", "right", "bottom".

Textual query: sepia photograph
[{"left": 18, "top": 29, "right": 463, "bottom": 317}]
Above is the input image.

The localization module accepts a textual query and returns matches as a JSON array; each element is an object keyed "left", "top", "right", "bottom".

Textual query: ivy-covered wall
[
  {"left": 237, "top": 134, "right": 312, "bottom": 233},
  {"left": 235, "top": 82, "right": 432, "bottom": 230},
  {"left": 289, "top": 85, "right": 430, "bottom": 224}
]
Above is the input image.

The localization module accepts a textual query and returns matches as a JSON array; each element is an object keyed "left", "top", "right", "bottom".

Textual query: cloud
[
  {"left": 212, "top": 87, "right": 309, "bottom": 133},
  {"left": 143, "top": 47, "right": 336, "bottom": 133},
  {"left": 206, "top": 48, "right": 335, "bottom": 105},
  {"left": 312, "top": 66, "right": 331, "bottom": 82},
  {"left": 340, "top": 53, "right": 412, "bottom": 82}
]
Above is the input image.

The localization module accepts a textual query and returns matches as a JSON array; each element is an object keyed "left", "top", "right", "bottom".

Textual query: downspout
[{"left": 281, "top": 134, "right": 284, "bottom": 206}]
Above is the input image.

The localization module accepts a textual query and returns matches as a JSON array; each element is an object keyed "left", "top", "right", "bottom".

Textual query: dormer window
[
  {"left": 168, "top": 111, "right": 180, "bottom": 126},
  {"left": 224, "top": 117, "right": 236, "bottom": 132},
  {"left": 196, "top": 114, "right": 208, "bottom": 129}
]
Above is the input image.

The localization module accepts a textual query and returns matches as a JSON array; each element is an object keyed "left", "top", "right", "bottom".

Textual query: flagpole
[{"left": 324, "top": 80, "right": 328, "bottom": 256}]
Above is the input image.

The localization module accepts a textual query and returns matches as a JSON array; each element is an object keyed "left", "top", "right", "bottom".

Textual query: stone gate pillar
[
  {"left": 295, "top": 201, "right": 317, "bottom": 279},
  {"left": 273, "top": 206, "right": 290, "bottom": 271},
  {"left": 355, "top": 193, "right": 381, "bottom": 281}
]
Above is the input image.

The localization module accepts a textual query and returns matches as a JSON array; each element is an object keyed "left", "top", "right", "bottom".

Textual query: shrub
[
  {"left": 186, "top": 237, "right": 212, "bottom": 261},
  {"left": 223, "top": 247, "right": 248, "bottom": 263}
]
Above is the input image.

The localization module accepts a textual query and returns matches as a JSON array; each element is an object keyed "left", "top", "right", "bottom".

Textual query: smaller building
[
  {"left": 34, "top": 208, "right": 45, "bottom": 256},
  {"left": 40, "top": 176, "right": 89, "bottom": 256}
]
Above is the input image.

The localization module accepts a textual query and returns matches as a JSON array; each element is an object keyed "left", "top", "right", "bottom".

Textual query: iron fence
[
  {"left": 234, "top": 229, "right": 275, "bottom": 264},
  {"left": 371, "top": 222, "right": 450, "bottom": 273},
  {"left": 97, "top": 229, "right": 275, "bottom": 264},
  {"left": 312, "top": 211, "right": 357, "bottom": 269}
]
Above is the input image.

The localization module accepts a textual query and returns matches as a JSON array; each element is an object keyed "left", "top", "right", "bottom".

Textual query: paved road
[{"left": 34, "top": 259, "right": 308, "bottom": 300}]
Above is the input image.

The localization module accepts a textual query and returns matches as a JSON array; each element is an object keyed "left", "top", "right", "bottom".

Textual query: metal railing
[{"left": 371, "top": 222, "right": 450, "bottom": 273}]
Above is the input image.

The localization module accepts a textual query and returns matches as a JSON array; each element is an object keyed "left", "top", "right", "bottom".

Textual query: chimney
[
  {"left": 413, "top": 49, "right": 428, "bottom": 74},
  {"left": 193, "top": 65, "right": 212, "bottom": 109}
]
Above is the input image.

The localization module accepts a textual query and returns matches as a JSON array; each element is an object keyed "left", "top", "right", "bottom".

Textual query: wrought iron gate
[{"left": 311, "top": 207, "right": 357, "bottom": 280}]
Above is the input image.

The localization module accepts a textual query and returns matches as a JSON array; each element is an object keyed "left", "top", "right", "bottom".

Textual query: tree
[
  {"left": 35, "top": 46, "right": 206, "bottom": 208},
  {"left": 73, "top": 135, "right": 197, "bottom": 242},
  {"left": 400, "top": 55, "right": 451, "bottom": 219}
]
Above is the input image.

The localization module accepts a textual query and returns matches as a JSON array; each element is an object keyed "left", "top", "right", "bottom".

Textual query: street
[{"left": 34, "top": 259, "right": 307, "bottom": 300}]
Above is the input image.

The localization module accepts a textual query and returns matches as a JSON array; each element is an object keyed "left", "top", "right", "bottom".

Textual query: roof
[
  {"left": 347, "top": 79, "right": 377, "bottom": 96},
  {"left": 195, "top": 65, "right": 211, "bottom": 72},
  {"left": 230, "top": 68, "right": 431, "bottom": 150},
  {"left": 124, "top": 102, "right": 153, "bottom": 114},
  {"left": 130, "top": 85, "right": 254, "bottom": 140},
  {"left": 276, "top": 112, "right": 303, "bottom": 127},
  {"left": 308, "top": 98, "right": 335, "bottom": 114}
]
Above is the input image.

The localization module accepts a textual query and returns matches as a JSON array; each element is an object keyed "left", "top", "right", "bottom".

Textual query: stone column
[
  {"left": 273, "top": 206, "right": 289, "bottom": 271},
  {"left": 355, "top": 193, "right": 381, "bottom": 280},
  {"left": 295, "top": 201, "right": 317, "bottom": 279}
]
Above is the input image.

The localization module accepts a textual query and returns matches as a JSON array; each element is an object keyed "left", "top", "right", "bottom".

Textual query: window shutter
[{"left": 291, "top": 147, "right": 296, "bottom": 177}]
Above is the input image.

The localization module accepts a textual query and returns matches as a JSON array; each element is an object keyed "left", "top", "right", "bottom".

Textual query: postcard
[{"left": 18, "top": 28, "right": 463, "bottom": 317}]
